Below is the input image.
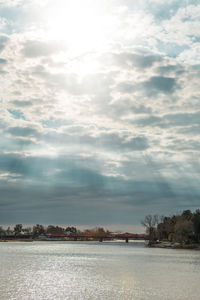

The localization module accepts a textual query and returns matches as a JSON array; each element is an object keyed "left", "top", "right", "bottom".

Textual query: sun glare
[{"left": 45, "top": 0, "right": 114, "bottom": 55}]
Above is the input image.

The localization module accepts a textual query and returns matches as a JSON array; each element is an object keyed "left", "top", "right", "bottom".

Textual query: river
[{"left": 0, "top": 241, "right": 200, "bottom": 299}]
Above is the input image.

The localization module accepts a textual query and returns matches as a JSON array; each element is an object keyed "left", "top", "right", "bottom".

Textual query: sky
[{"left": 0, "top": 0, "right": 200, "bottom": 231}]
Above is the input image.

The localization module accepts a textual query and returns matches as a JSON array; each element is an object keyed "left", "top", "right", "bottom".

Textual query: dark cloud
[
  {"left": 118, "top": 76, "right": 177, "bottom": 96},
  {"left": 23, "top": 40, "right": 67, "bottom": 57},
  {"left": 0, "top": 141, "right": 199, "bottom": 225},
  {"left": 0, "top": 58, "right": 7, "bottom": 64},
  {"left": 143, "top": 76, "right": 177, "bottom": 95},
  {"left": 133, "top": 104, "right": 152, "bottom": 114},
  {"left": 0, "top": 35, "right": 9, "bottom": 51},
  {"left": 0, "top": 135, "right": 37, "bottom": 153},
  {"left": 178, "top": 125, "right": 200, "bottom": 136},
  {"left": 0, "top": 153, "right": 105, "bottom": 188},
  {"left": 11, "top": 100, "right": 33, "bottom": 107},
  {"left": 43, "top": 129, "right": 149, "bottom": 152},
  {"left": 166, "top": 138, "right": 200, "bottom": 151},
  {"left": 31, "top": 65, "right": 82, "bottom": 94},
  {"left": 135, "top": 111, "right": 200, "bottom": 128},
  {"left": 56, "top": 168, "right": 105, "bottom": 189},
  {"left": 7, "top": 126, "right": 40, "bottom": 137},
  {"left": 0, "top": 161, "right": 199, "bottom": 224},
  {"left": 108, "top": 100, "right": 152, "bottom": 118},
  {"left": 0, "top": 153, "right": 31, "bottom": 176},
  {"left": 113, "top": 51, "right": 162, "bottom": 69},
  {"left": 99, "top": 134, "right": 149, "bottom": 151},
  {"left": 8, "top": 109, "right": 25, "bottom": 120},
  {"left": 135, "top": 115, "right": 162, "bottom": 127},
  {"left": 164, "top": 112, "right": 200, "bottom": 127},
  {"left": 156, "top": 64, "right": 184, "bottom": 75},
  {"left": 118, "top": 82, "right": 136, "bottom": 93}
]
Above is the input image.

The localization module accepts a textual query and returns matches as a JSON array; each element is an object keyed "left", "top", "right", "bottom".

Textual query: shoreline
[
  {"left": 1, "top": 239, "right": 200, "bottom": 250},
  {"left": 0, "top": 239, "right": 144, "bottom": 243},
  {"left": 149, "top": 242, "right": 200, "bottom": 250}
]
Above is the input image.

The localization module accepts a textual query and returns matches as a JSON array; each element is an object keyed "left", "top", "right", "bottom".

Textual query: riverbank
[
  {"left": 0, "top": 238, "right": 140, "bottom": 243},
  {"left": 149, "top": 241, "right": 200, "bottom": 250}
]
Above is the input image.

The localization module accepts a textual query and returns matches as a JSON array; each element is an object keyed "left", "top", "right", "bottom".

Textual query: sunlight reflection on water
[{"left": 0, "top": 241, "right": 200, "bottom": 300}]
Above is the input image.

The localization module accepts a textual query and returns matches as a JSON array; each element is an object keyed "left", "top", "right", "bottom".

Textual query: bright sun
[{"left": 45, "top": 0, "right": 115, "bottom": 55}]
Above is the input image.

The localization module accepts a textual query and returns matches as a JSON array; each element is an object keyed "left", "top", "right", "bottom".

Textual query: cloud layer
[{"left": 0, "top": 0, "right": 200, "bottom": 229}]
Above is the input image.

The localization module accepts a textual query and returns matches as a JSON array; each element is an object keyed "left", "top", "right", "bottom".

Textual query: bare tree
[
  {"left": 141, "top": 215, "right": 159, "bottom": 245},
  {"left": 141, "top": 215, "right": 159, "bottom": 227}
]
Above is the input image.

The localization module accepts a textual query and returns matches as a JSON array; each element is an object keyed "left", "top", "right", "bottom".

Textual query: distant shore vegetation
[
  {"left": 0, "top": 224, "right": 146, "bottom": 242},
  {"left": 0, "top": 225, "right": 107, "bottom": 239},
  {"left": 1, "top": 209, "right": 200, "bottom": 248},
  {"left": 142, "top": 209, "right": 200, "bottom": 248}
]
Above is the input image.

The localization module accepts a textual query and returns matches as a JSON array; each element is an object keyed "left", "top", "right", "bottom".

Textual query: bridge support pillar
[{"left": 125, "top": 238, "right": 129, "bottom": 243}]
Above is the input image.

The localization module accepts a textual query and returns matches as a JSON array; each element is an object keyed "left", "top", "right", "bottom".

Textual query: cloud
[
  {"left": 156, "top": 64, "right": 184, "bottom": 75},
  {"left": 99, "top": 133, "right": 149, "bottom": 151},
  {"left": 106, "top": 99, "right": 153, "bottom": 118},
  {"left": 178, "top": 125, "right": 200, "bottom": 136},
  {"left": 0, "top": 57, "right": 6, "bottom": 64},
  {"left": 118, "top": 75, "right": 177, "bottom": 97},
  {"left": 42, "top": 127, "right": 149, "bottom": 153},
  {"left": 7, "top": 126, "right": 40, "bottom": 137},
  {"left": 8, "top": 109, "right": 25, "bottom": 120},
  {"left": 135, "top": 111, "right": 200, "bottom": 128},
  {"left": 143, "top": 76, "right": 177, "bottom": 94},
  {"left": 0, "top": 151, "right": 199, "bottom": 224},
  {"left": 0, "top": 0, "right": 200, "bottom": 227},
  {"left": 11, "top": 100, "right": 33, "bottom": 107},
  {"left": 23, "top": 40, "right": 67, "bottom": 57},
  {"left": 0, "top": 35, "right": 9, "bottom": 51},
  {"left": 109, "top": 51, "right": 162, "bottom": 69}
]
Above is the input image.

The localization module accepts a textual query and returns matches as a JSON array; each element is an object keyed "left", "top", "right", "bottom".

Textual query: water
[{"left": 0, "top": 241, "right": 200, "bottom": 300}]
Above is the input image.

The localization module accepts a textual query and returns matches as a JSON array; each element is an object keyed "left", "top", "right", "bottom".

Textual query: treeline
[
  {"left": 0, "top": 224, "right": 108, "bottom": 238},
  {"left": 142, "top": 209, "right": 200, "bottom": 245}
]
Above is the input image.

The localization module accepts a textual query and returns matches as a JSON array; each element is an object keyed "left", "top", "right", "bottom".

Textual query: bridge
[{"left": 45, "top": 232, "right": 148, "bottom": 243}]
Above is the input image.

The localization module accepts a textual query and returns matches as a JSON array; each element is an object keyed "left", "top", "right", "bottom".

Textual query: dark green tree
[
  {"left": 33, "top": 224, "right": 45, "bottom": 237},
  {"left": 192, "top": 209, "right": 200, "bottom": 242},
  {"left": 174, "top": 219, "right": 194, "bottom": 244},
  {"left": 46, "top": 225, "right": 64, "bottom": 234},
  {"left": 14, "top": 224, "right": 22, "bottom": 236},
  {"left": 65, "top": 226, "right": 77, "bottom": 234},
  {"left": 182, "top": 210, "right": 193, "bottom": 221},
  {"left": 0, "top": 226, "right": 5, "bottom": 238}
]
